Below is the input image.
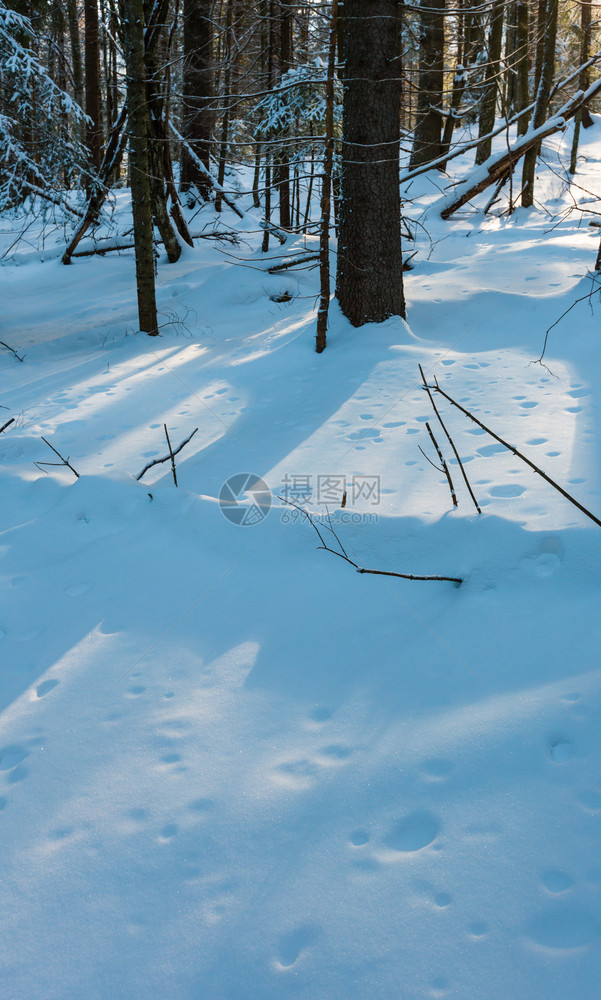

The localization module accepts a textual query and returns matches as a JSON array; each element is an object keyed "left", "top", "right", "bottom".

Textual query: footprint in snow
[
  {"left": 274, "top": 923, "right": 321, "bottom": 970},
  {"left": 549, "top": 740, "right": 573, "bottom": 762},
  {"left": 36, "top": 679, "right": 59, "bottom": 698},
  {"left": 542, "top": 870, "right": 574, "bottom": 893},
  {"left": 64, "top": 581, "right": 92, "bottom": 597},
  {"left": 525, "top": 904, "right": 599, "bottom": 951},
  {"left": 382, "top": 810, "right": 441, "bottom": 855}
]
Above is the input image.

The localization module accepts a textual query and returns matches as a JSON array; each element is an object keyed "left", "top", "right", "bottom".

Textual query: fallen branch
[
  {"left": 535, "top": 273, "right": 601, "bottom": 365},
  {"left": 0, "top": 417, "right": 15, "bottom": 434},
  {"left": 136, "top": 427, "right": 198, "bottom": 482},
  {"left": 419, "top": 364, "right": 481, "bottom": 513},
  {"left": 0, "top": 341, "right": 25, "bottom": 362},
  {"left": 267, "top": 253, "right": 320, "bottom": 273},
  {"left": 437, "top": 75, "right": 601, "bottom": 220},
  {"left": 35, "top": 437, "right": 79, "bottom": 479},
  {"left": 427, "top": 382, "right": 601, "bottom": 530},
  {"left": 70, "top": 229, "right": 239, "bottom": 258},
  {"left": 62, "top": 104, "right": 128, "bottom": 265},
  {"left": 420, "top": 420, "right": 458, "bottom": 507},
  {"left": 279, "top": 497, "right": 463, "bottom": 585}
]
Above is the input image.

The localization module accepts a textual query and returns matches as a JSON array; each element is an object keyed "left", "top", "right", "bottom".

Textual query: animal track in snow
[
  {"left": 542, "top": 870, "right": 574, "bottom": 893},
  {"left": 489, "top": 484, "right": 525, "bottom": 498},
  {"left": 382, "top": 811, "right": 441, "bottom": 854},
  {"left": 349, "top": 830, "right": 370, "bottom": 847},
  {"left": 525, "top": 904, "right": 599, "bottom": 950},
  {"left": 274, "top": 923, "right": 321, "bottom": 970},
  {"left": 0, "top": 745, "right": 28, "bottom": 770},
  {"left": 36, "top": 679, "right": 58, "bottom": 698},
  {"left": 549, "top": 740, "right": 573, "bottom": 763}
]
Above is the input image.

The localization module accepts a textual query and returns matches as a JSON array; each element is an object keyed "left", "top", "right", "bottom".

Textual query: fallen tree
[{"left": 436, "top": 76, "right": 601, "bottom": 220}]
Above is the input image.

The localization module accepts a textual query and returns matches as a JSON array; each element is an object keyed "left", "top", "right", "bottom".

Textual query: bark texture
[
  {"left": 123, "top": 0, "right": 158, "bottom": 334},
  {"left": 410, "top": 0, "right": 445, "bottom": 169},
  {"left": 335, "top": 0, "right": 405, "bottom": 327},
  {"left": 181, "top": 0, "right": 214, "bottom": 199}
]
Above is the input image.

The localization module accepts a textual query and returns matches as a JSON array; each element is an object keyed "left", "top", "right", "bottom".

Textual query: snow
[{"left": 1, "top": 121, "right": 601, "bottom": 998}]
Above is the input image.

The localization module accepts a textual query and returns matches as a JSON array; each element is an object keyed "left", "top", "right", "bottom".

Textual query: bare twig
[
  {"left": 419, "top": 364, "right": 481, "bottom": 513},
  {"left": 36, "top": 437, "right": 79, "bottom": 478},
  {"left": 424, "top": 420, "right": 458, "bottom": 507},
  {"left": 535, "top": 273, "right": 601, "bottom": 365},
  {"left": 136, "top": 427, "right": 198, "bottom": 481},
  {"left": 428, "top": 383, "right": 601, "bottom": 530},
  {"left": 0, "top": 341, "right": 25, "bottom": 363},
  {"left": 0, "top": 417, "right": 15, "bottom": 434},
  {"left": 164, "top": 424, "right": 177, "bottom": 487},
  {"left": 279, "top": 496, "right": 463, "bottom": 585}
]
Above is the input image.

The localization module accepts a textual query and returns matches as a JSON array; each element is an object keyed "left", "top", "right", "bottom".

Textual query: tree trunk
[
  {"left": 569, "top": 0, "right": 592, "bottom": 174},
  {"left": 122, "top": 0, "right": 159, "bottom": 335},
  {"left": 475, "top": 0, "right": 505, "bottom": 164},
  {"left": 521, "top": 0, "right": 558, "bottom": 207},
  {"left": 84, "top": 0, "right": 102, "bottom": 181},
  {"left": 316, "top": 0, "right": 338, "bottom": 354},
  {"left": 515, "top": 0, "right": 530, "bottom": 136},
  {"left": 410, "top": 0, "right": 445, "bottom": 169},
  {"left": 181, "top": 0, "right": 214, "bottom": 200},
  {"left": 336, "top": 0, "right": 405, "bottom": 326}
]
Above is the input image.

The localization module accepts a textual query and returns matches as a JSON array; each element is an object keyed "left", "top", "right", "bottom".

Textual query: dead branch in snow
[
  {"left": 136, "top": 427, "right": 198, "bottom": 482},
  {"left": 419, "top": 365, "right": 481, "bottom": 513},
  {"left": 535, "top": 273, "right": 601, "bottom": 365},
  {"left": 0, "top": 341, "right": 25, "bottom": 362},
  {"left": 419, "top": 420, "right": 458, "bottom": 508},
  {"left": 279, "top": 497, "right": 463, "bottom": 585},
  {"left": 267, "top": 253, "right": 320, "bottom": 273},
  {"left": 438, "top": 75, "right": 601, "bottom": 220},
  {"left": 426, "top": 381, "right": 601, "bottom": 530},
  {"left": 35, "top": 437, "right": 80, "bottom": 479},
  {"left": 0, "top": 417, "right": 15, "bottom": 435},
  {"left": 70, "top": 229, "right": 239, "bottom": 258}
]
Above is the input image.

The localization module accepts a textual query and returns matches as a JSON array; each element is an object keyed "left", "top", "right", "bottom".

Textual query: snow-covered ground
[{"left": 1, "top": 123, "right": 601, "bottom": 999}]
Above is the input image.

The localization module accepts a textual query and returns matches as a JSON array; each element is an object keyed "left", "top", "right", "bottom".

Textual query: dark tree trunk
[
  {"left": 316, "top": 0, "right": 338, "bottom": 353},
  {"left": 569, "top": 0, "right": 592, "bottom": 173},
  {"left": 275, "top": 0, "right": 293, "bottom": 229},
  {"left": 410, "top": 0, "right": 445, "bottom": 169},
  {"left": 521, "top": 0, "right": 558, "bottom": 207},
  {"left": 123, "top": 0, "right": 159, "bottom": 335},
  {"left": 475, "top": 0, "right": 505, "bottom": 164},
  {"left": 66, "top": 0, "right": 84, "bottom": 115},
  {"left": 515, "top": 0, "right": 530, "bottom": 136},
  {"left": 84, "top": 0, "right": 103, "bottom": 180},
  {"left": 336, "top": 0, "right": 405, "bottom": 327},
  {"left": 181, "top": 0, "right": 214, "bottom": 200}
]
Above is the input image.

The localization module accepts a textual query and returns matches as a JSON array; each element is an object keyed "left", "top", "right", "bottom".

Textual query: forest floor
[{"left": 1, "top": 121, "right": 601, "bottom": 999}]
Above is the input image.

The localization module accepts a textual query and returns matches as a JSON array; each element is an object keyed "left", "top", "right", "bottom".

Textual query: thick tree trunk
[
  {"left": 181, "top": 0, "right": 214, "bottom": 200},
  {"left": 475, "top": 0, "right": 505, "bottom": 164},
  {"left": 84, "top": 0, "right": 102, "bottom": 181},
  {"left": 521, "top": 0, "right": 558, "bottom": 206},
  {"left": 336, "top": 0, "right": 405, "bottom": 326},
  {"left": 122, "top": 0, "right": 159, "bottom": 335},
  {"left": 316, "top": 0, "right": 338, "bottom": 354},
  {"left": 410, "top": 0, "right": 445, "bottom": 169}
]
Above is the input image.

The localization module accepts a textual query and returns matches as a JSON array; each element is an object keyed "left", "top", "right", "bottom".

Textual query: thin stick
[
  {"left": 419, "top": 365, "right": 481, "bottom": 513},
  {"left": 0, "top": 417, "right": 15, "bottom": 434},
  {"left": 164, "top": 424, "right": 177, "bottom": 487},
  {"left": 136, "top": 427, "right": 198, "bottom": 481},
  {"left": 279, "top": 497, "right": 462, "bottom": 585},
  {"left": 0, "top": 341, "right": 25, "bottom": 362},
  {"left": 429, "top": 383, "right": 601, "bottom": 530},
  {"left": 267, "top": 253, "right": 320, "bottom": 273},
  {"left": 425, "top": 420, "right": 458, "bottom": 507},
  {"left": 37, "top": 437, "right": 79, "bottom": 478}
]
